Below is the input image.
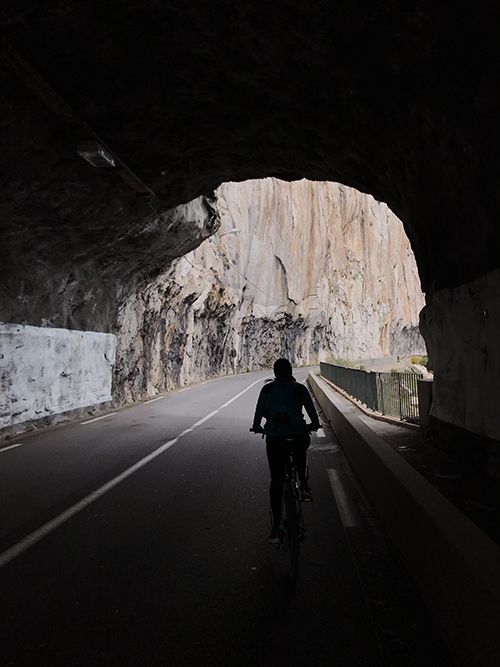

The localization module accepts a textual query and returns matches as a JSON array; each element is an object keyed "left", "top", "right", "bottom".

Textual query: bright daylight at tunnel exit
[{"left": 1, "top": 3, "right": 500, "bottom": 667}]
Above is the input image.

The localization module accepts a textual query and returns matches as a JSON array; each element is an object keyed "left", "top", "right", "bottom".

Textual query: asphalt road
[{"left": 0, "top": 368, "right": 451, "bottom": 666}]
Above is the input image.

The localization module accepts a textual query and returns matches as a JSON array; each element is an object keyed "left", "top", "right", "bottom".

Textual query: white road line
[
  {"left": 144, "top": 397, "right": 165, "bottom": 404},
  {"left": 191, "top": 410, "right": 219, "bottom": 428},
  {"left": 317, "top": 428, "right": 326, "bottom": 438},
  {"left": 81, "top": 412, "right": 118, "bottom": 425},
  {"left": 327, "top": 468, "right": 358, "bottom": 528},
  {"left": 0, "top": 376, "right": 263, "bottom": 569},
  {"left": 219, "top": 378, "right": 263, "bottom": 409},
  {"left": 0, "top": 443, "right": 23, "bottom": 454},
  {"left": 311, "top": 444, "right": 339, "bottom": 453}
]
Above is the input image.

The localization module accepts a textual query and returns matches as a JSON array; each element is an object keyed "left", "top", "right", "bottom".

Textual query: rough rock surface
[
  {"left": 114, "top": 179, "right": 425, "bottom": 401},
  {"left": 421, "top": 268, "right": 500, "bottom": 441},
  {"left": 2, "top": 3, "right": 500, "bottom": 292},
  {"left": 0, "top": 191, "right": 218, "bottom": 332}
]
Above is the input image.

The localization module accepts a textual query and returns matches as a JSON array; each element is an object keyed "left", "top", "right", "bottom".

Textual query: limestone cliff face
[{"left": 114, "top": 179, "right": 425, "bottom": 399}]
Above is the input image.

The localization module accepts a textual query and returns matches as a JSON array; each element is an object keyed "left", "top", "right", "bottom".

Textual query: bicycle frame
[{"left": 278, "top": 442, "right": 305, "bottom": 579}]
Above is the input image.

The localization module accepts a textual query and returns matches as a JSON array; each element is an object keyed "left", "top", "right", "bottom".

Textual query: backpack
[{"left": 264, "top": 380, "right": 306, "bottom": 436}]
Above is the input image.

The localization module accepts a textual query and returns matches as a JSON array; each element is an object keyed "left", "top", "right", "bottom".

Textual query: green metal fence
[{"left": 320, "top": 362, "right": 422, "bottom": 423}]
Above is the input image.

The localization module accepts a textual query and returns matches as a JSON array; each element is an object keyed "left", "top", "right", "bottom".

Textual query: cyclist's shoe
[
  {"left": 300, "top": 483, "right": 313, "bottom": 503},
  {"left": 268, "top": 525, "right": 281, "bottom": 545}
]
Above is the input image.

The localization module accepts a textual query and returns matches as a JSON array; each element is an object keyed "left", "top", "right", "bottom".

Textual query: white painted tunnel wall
[{"left": 0, "top": 323, "right": 116, "bottom": 429}]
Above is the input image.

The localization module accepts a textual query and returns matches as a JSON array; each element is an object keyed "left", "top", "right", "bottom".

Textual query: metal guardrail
[{"left": 320, "top": 362, "right": 422, "bottom": 423}]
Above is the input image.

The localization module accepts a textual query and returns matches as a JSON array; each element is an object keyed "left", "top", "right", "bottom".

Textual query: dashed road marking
[
  {"left": 317, "top": 428, "right": 326, "bottom": 438},
  {"left": 0, "top": 377, "right": 263, "bottom": 569},
  {"left": 144, "top": 397, "right": 165, "bottom": 404},
  {"left": 311, "top": 444, "right": 339, "bottom": 453},
  {"left": 0, "top": 443, "right": 23, "bottom": 454},
  {"left": 81, "top": 412, "right": 118, "bottom": 425},
  {"left": 327, "top": 468, "right": 358, "bottom": 528}
]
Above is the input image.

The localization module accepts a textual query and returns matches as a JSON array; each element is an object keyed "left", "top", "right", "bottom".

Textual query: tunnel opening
[
  {"left": 121, "top": 177, "right": 426, "bottom": 399},
  {"left": 1, "top": 176, "right": 426, "bottom": 430}
]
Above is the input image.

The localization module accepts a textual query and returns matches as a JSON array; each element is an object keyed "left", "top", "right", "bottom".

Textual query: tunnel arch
[{"left": 1, "top": 2, "right": 500, "bottom": 459}]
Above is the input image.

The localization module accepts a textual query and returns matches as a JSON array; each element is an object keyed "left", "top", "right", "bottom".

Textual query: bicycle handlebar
[{"left": 250, "top": 424, "right": 319, "bottom": 434}]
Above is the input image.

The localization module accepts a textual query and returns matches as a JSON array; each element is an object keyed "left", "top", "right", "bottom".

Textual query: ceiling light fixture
[{"left": 76, "top": 140, "right": 117, "bottom": 168}]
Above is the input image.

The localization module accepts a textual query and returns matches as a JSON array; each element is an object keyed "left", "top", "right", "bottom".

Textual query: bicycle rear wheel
[{"left": 284, "top": 481, "right": 300, "bottom": 579}]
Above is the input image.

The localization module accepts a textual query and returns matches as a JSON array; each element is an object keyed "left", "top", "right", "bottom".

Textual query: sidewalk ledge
[{"left": 308, "top": 371, "right": 500, "bottom": 667}]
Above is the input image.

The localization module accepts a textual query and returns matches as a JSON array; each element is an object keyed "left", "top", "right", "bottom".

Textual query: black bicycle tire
[{"left": 285, "top": 481, "right": 300, "bottom": 579}]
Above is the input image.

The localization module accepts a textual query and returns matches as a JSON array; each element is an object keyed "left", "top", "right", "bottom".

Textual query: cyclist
[{"left": 252, "top": 358, "right": 320, "bottom": 543}]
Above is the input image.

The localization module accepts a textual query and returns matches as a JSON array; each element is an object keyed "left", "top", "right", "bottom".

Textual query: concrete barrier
[
  {"left": 0, "top": 323, "right": 116, "bottom": 430},
  {"left": 308, "top": 371, "right": 500, "bottom": 667}
]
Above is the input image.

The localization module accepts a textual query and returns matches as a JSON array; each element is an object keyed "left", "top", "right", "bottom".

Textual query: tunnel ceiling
[{"left": 2, "top": 1, "right": 500, "bottom": 299}]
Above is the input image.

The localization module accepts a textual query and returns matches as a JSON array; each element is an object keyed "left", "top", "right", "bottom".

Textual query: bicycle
[
  {"left": 250, "top": 426, "right": 314, "bottom": 580},
  {"left": 279, "top": 437, "right": 305, "bottom": 579}
]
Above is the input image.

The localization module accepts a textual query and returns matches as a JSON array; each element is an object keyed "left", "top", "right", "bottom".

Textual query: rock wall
[
  {"left": 0, "top": 194, "right": 219, "bottom": 432},
  {"left": 421, "top": 268, "right": 500, "bottom": 440},
  {"left": 114, "top": 179, "right": 425, "bottom": 399}
]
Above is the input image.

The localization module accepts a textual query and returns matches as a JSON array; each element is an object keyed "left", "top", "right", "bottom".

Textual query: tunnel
[
  {"left": 2, "top": 2, "right": 500, "bottom": 458},
  {"left": 1, "top": 3, "right": 500, "bottom": 665}
]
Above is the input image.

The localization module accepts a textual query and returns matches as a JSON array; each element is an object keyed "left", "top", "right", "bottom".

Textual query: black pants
[{"left": 266, "top": 433, "right": 310, "bottom": 527}]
